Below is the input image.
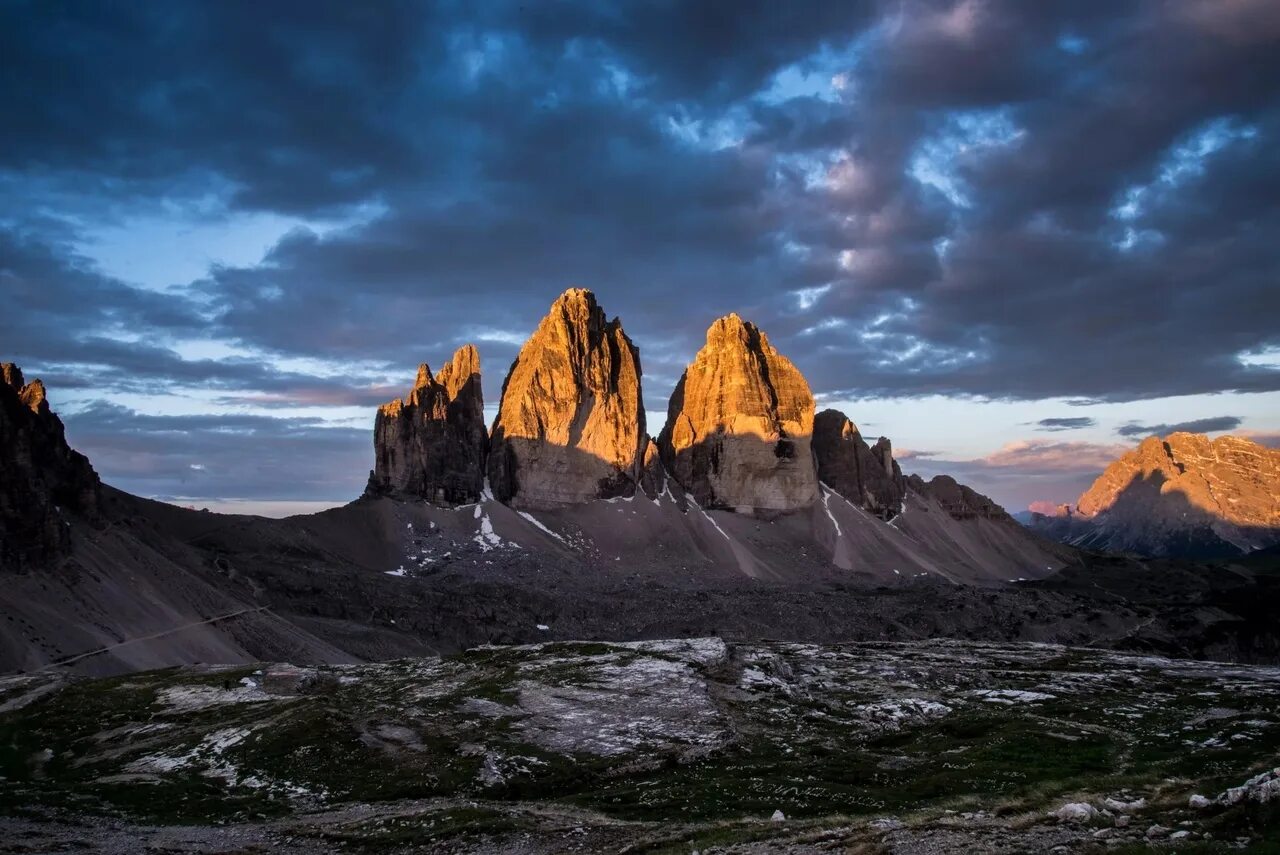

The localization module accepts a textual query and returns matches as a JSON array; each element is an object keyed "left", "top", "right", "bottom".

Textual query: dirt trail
[{"left": 36, "top": 606, "right": 271, "bottom": 671}]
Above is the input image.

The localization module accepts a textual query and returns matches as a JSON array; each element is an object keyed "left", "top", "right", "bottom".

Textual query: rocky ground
[{"left": 3, "top": 638, "right": 1278, "bottom": 853}]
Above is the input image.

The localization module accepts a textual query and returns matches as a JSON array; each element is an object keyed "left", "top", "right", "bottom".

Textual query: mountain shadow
[{"left": 1031, "top": 469, "right": 1280, "bottom": 559}]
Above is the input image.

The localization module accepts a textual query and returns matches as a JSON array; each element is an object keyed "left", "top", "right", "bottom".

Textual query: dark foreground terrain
[
  {"left": 3, "top": 639, "right": 1278, "bottom": 853},
  {"left": 4, "top": 486, "right": 1279, "bottom": 679}
]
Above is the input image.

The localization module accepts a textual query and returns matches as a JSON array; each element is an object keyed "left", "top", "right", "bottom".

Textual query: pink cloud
[{"left": 978, "top": 439, "right": 1130, "bottom": 472}]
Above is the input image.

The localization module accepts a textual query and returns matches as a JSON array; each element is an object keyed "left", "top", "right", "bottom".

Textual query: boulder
[
  {"left": 659, "top": 314, "right": 818, "bottom": 513},
  {"left": 366, "top": 344, "right": 487, "bottom": 505},
  {"left": 812, "top": 409, "right": 907, "bottom": 519},
  {"left": 1052, "top": 802, "right": 1097, "bottom": 823},
  {"left": 487, "top": 289, "right": 646, "bottom": 508},
  {"left": 0, "top": 363, "right": 101, "bottom": 572}
]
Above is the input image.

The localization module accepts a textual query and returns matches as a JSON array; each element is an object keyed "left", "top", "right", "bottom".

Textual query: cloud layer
[{"left": 2, "top": 1, "right": 1278, "bottom": 505}]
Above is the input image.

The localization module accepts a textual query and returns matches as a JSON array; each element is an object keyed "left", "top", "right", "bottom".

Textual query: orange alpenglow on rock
[
  {"left": 1074, "top": 433, "right": 1280, "bottom": 549},
  {"left": 487, "top": 288, "right": 647, "bottom": 508},
  {"left": 659, "top": 313, "right": 818, "bottom": 513},
  {"left": 366, "top": 344, "right": 488, "bottom": 505}
]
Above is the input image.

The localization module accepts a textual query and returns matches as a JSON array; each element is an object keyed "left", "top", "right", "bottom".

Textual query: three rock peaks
[{"left": 368, "top": 288, "right": 910, "bottom": 517}]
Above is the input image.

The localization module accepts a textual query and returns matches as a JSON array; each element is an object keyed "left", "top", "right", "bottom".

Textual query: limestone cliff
[
  {"left": 487, "top": 289, "right": 646, "bottom": 508},
  {"left": 812, "top": 409, "right": 907, "bottom": 519},
  {"left": 1062, "top": 433, "right": 1280, "bottom": 557},
  {"left": 907, "top": 474, "right": 1010, "bottom": 521},
  {"left": 366, "top": 345, "right": 487, "bottom": 505},
  {"left": 659, "top": 314, "right": 818, "bottom": 513},
  {"left": 0, "top": 363, "right": 101, "bottom": 571}
]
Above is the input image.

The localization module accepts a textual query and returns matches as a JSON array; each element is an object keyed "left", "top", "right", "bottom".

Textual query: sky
[{"left": 2, "top": 0, "right": 1278, "bottom": 516}]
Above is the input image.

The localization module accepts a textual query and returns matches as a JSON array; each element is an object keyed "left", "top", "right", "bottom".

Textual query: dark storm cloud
[
  {"left": 1035, "top": 417, "right": 1096, "bottom": 432},
  {"left": 0, "top": 227, "right": 404, "bottom": 406},
  {"left": 4, "top": 1, "right": 1280, "bottom": 501},
  {"left": 1116, "top": 416, "right": 1244, "bottom": 438},
  {"left": 62, "top": 402, "right": 369, "bottom": 501}
]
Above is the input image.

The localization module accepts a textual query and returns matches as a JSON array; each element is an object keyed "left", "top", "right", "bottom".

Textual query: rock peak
[
  {"left": 812, "top": 408, "right": 906, "bottom": 519},
  {"left": 366, "top": 346, "right": 487, "bottom": 505},
  {"left": 2, "top": 363, "right": 24, "bottom": 391},
  {"left": 0, "top": 363, "right": 101, "bottom": 571},
  {"left": 659, "top": 315, "right": 817, "bottom": 513},
  {"left": 488, "top": 291, "right": 646, "bottom": 508},
  {"left": 1028, "top": 431, "right": 1280, "bottom": 558},
  {"left": 434, "top": 344, "right": 480, "bottom": 400}
]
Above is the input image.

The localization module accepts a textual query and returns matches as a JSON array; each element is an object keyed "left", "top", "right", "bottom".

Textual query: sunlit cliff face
[
  {"left": 661, "top": 314, "right": 819, "bottom": 513},
  {"left": 1076, "top": 433, "right": 1280, "bottom": 528}
]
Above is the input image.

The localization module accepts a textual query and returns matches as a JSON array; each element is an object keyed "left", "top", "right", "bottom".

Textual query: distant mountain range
[
  {"left": 1025, "top": 433, "right": 1280, "bottom": 558},
  {"left": 2, "top": 289, "right": 1277, "bottom": 675}
]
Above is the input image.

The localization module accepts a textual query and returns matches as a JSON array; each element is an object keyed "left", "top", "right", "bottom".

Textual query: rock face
[
  {"left": 812, "top": 409, "right": 907, "bottom": 519},
  {"left": 659, "top": 314, "right": 818, "bottom": 513},
  {"left": 0, "top": 363, "right": 101, "bottom": 571},
  {"left": 1049, "top": 433, "right": 1280, "bottom": 557},
  {"left": 366, "top": 345, "right": 487, "bottom": 505},
  {"left": 907, "top": 474, "right": 1010, "bottom": 521},
  {"left": 487, "top": 289, "right": 646, "bottom": 508}
]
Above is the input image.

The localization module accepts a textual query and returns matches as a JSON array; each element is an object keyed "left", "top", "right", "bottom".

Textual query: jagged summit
[
  {"left": 0, "top": 362, "right": 101, "bottom": 571},
  {"left": 366, "top": 344, "right": 488, "bottom": 505},
  {"left": 812, "top": 409, "right": 907, "bottom": 519},
  {"left": 487, "top": 289, "right": 646, "bottom": 508},
  {"left": 1035, "top": 432, "right": 1280, "bottom": 557},
  {"left": 908, "top": 474, "right": 1010, "bottom": 521},
  {"left": 658, "top": 314, "right": 818, "bottom": 513}
]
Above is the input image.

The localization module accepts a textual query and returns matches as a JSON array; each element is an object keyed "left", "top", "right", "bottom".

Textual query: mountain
[
  {"left": 1, "top": 363, "right": 101, "bottom": 571},
  {"left": 1028, "top": 433, "right": 1280, "bottom": 558},
  {"left": 659, "top": 314, "right": 818, "bottom": 513},
  {"left": 488, "top": 289, "right": 647, "bottom": 508},
  {"left": 365, "top": 344, "right": 487, "bottom": 505},
  {"left": 15, "top": 291, "right": 1280, "bottom": 676},
  {"left": 812, "top": 408, "right": 906, "bottom": 520}
]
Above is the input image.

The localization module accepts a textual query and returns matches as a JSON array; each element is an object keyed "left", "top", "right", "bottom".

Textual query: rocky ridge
[
  {"left": 0, "top": 363, "right": 100, "bottom": 572},
  {"left": 658, "top": 314, "right": 818, "bottom": 513},
  {"left": 360, "top": 291, "right": 1026, "bottom": 532},
  {"left": 812, "top": 408, "right": 907, "bottom": 519},
  {"left": 1030, "top": 433, "right": 1280, "bottom": 558},
  {"left": 366, "top": 345, "right": 488, "bottom": 505},
  {"left": 487, "top": 289, "right": 646, "bottom": 508},
  {"left": 909, "top": 474, "right": 1011, "bottom": 521}
]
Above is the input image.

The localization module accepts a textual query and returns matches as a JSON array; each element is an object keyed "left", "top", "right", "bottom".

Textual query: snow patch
[
  {"left": 819, "top": 484, "right": 843, "bottom": 537},
  {"left": 518, "top": 511, "right": 566, "bottom": 544},
  {"left": 968, "top": 688, "right": 1055, "bottom": 705}
]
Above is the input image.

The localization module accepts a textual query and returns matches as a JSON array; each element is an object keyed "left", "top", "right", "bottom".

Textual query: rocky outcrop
[
  {"left": 659, "top": 314, "right": 818, "bottom": 513},
  {"left": 487, "top": 289, "right": 646, "bottom": 508},
  {"left": 366, "top": 345, "right": 487, "bottom": 505},
  {"left": 1046, "top": 433, "right": 1280, "bottom": 558},
  {"left": 908, "top": 474, "right": 1010, "bottom": 521},
  {"left": 812, "top": 409, "right": 907, "bottom": 519},
  {"left": 0, "top": 363, "right": 101, "bottom": 571},
  {"left": 638, "top": 437, "right": 666, "bottom": 500}
]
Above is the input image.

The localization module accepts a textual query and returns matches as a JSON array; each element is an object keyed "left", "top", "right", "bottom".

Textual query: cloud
[
  {"left": 1035, "top": 417, "right": 1096, "bottom": 431},
  {"left": 905, "top": 438, "right": 1130, "bottom": 511},
  {"left": 1116, "top": 416, "right": 1243, "bottom": 437},
  {"left": 978, "top": 439, "right": 1129, "bottom": 473},
  {"left": 894, "top": 448, "right": 939, "bottom": 461},
  {"left": 3, "top": 1, "right": 1279, "bottom": 502},
  {"left": 62, "top": 402, "right": 369, "bottom": 502},
  {"left": 1238, "top": 430, "right": 1280, "bottom": 449}
]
